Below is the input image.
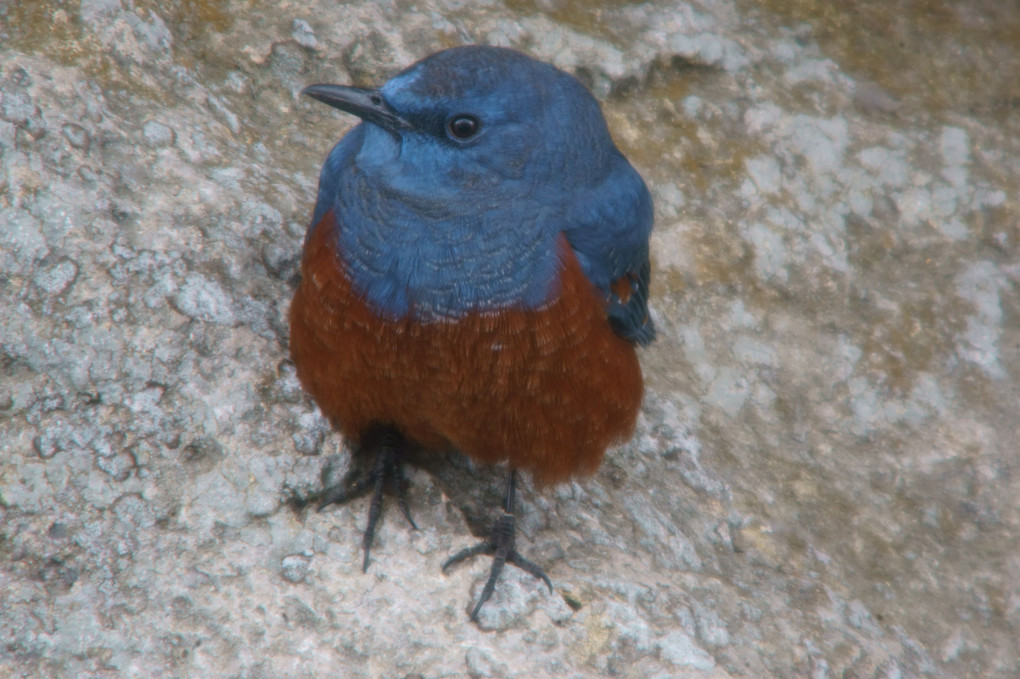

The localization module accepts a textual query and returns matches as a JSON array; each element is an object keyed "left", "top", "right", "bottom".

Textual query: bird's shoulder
[
  {"left": 307, "top": 125, "right": 365, "bottom": 241},
  {"left": 563, "top": 155, "right": 655, "bottom": 345}
]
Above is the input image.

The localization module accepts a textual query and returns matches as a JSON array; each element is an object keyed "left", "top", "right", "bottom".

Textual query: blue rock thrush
[{"left": 290, "top": 45, "right": 654, "bottom": 621}]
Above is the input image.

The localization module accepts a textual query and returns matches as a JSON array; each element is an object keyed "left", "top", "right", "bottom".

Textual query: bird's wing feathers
[{"left": 563, "top": 157, "right": 655, "bottom": 346}]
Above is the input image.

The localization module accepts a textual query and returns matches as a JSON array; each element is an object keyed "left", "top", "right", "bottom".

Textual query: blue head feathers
[{"left": 303, "top": 45, "right": 654, "bottom": 344}]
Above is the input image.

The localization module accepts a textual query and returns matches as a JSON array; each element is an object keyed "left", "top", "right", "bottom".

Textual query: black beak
[{"left": 302, "top": 84, "right": 412, "bottom": 134}]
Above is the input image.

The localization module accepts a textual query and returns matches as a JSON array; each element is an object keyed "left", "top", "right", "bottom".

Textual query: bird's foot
[
  {"left": 318, "top": 431, "right": 417, "bottom": 572},
  {"left": 442, "top": 471, "right": 552, "bottom": 621}
]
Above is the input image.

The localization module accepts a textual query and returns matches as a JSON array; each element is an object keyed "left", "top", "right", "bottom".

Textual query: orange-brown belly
[{"left": 288, "top": 215, "right": 643, "bottom": 486}]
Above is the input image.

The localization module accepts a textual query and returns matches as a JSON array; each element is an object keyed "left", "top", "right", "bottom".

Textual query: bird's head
[{"left": 303, "top": 45, "right": 620, "bottom": 201}]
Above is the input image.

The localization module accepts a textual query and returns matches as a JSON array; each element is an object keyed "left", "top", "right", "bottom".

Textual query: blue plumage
[
  {"left": 295, "top": 44, "right": 656, "bottom": 621},
  {"left": 307, "top": 45, "right": 654, "bottom": 343}
]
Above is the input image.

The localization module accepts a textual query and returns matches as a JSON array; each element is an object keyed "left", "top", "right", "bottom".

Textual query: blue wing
[{"left": 563, "top": 154, "right": 655, "bottom": 346}]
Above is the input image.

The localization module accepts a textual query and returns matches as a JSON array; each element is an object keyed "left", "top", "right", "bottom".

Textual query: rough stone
[{"left": 1, "top": 1, "right": 1018, "bottom": 677}]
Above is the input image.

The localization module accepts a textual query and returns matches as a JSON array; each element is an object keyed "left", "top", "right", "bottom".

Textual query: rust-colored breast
[{"left": 288, "top": 212, "right": 643, "bottom": 486}]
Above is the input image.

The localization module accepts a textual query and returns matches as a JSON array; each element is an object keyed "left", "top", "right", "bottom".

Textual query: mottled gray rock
[
  {"left": 1, "top": 0, "right": 1018, "bottom": 678},
  {"left": 280, "top": 553, "right": 311, "bottom": 583},
  {"left": 142, "top": 120, "right": 176, "bottom": 148}
]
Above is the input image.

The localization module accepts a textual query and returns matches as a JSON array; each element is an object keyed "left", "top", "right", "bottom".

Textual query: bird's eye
[{"left": 447, "top": 115, "right": 480, "bottom": 140}]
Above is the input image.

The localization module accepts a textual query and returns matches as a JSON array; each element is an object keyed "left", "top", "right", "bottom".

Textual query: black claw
[
  {"left": 317, "top": 430, "right": 417, "bottom": 572},
  {"left": 316, "top": 475, "right": 372, "bottom": 510},
  {"left": 442, "top": 471, "right": 553, "bottom": 621},
  {"left": 361, "top": 459, "right": 387, "bottom": 571},
  {"left": 394, "top": 462, "right": 418, "bottom": 530},
  {"left": 442, "top": 542, "right": 491, "bottom": 573},
  {"left": 507, "top": 551, "right": 553, "bottom": 593},
  {"left": 471, "top": 551, "right": 507, "bottom": 621}
]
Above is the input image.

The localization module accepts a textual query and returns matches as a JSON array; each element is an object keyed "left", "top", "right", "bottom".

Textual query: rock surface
[{"left": 1, "top": 1, "right": 1017, "bottom": 677}]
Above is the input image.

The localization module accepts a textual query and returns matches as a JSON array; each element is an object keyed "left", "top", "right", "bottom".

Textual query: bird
[{"left": 289, "top": 45, "right": 654, "bottom": 621}]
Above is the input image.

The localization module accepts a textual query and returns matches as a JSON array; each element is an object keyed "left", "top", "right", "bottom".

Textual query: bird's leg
[
  {"left": 442, "top": 470, "right": 553, "bottom": 621},
  {"left": 318, "top": 428, "right": 417, "bottom": 572}
]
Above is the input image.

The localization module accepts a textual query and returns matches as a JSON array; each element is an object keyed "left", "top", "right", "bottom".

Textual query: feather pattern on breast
[{"left": 289, "top": 210, "right": 643, "bottom": 486}]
